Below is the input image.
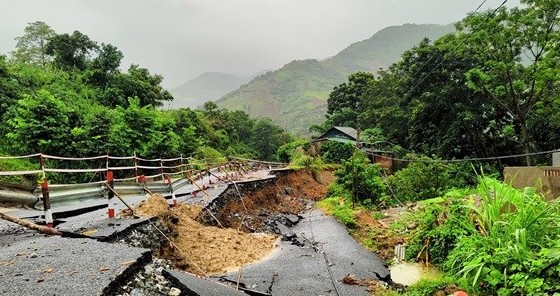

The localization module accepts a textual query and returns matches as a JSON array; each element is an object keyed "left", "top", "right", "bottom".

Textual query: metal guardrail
[
  {"left": 0, "top": 153, "right": 288, "bottom": 210},
  {"left": 31, "top": 175, "right": 195, "bottom": 209}
]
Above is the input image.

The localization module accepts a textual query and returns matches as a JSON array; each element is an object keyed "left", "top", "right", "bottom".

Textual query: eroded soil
[{"left": 130, "top": 169, "right": 334, "bottom": 276}]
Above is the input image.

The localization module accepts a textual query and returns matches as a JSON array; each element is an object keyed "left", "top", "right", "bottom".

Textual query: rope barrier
[
  {"left": 0, "top": 170, "right": 43, "bottom": 176},
  {"left": 0, "top": 153, "right": 41, "bottom": 159}
]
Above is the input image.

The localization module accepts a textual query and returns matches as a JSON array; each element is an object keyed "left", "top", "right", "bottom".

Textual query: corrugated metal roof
[{"left": 333, "top": 126, "right": 358, "bottom": 140}]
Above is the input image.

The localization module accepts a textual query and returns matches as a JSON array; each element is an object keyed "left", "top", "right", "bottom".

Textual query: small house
[{"left": 312, "top": 126, "right": 394, "bottom": 173}]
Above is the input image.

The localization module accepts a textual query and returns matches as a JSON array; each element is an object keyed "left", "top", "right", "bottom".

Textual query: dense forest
[
  {"left": 315, "top": 0, "right": 560, "bottom": 168},
  {"left": 0, "top": 21, "right": 292, "bottom": 173}
]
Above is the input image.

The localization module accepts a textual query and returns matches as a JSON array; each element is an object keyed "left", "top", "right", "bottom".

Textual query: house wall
[{"left": 503, "top": 166, "right": 560, "bottom": 201}]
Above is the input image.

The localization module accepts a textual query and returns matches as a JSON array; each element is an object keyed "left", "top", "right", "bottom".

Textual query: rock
[
  {"left": 29, "top": 253, "right": 38, "bottom": 258},
  {"left": 144, "top": 265, "right": 154, "bottom": 274},
  {"left": 168, "top": 287, "right": 181, "bottom": 296},
  {"left": 274, "top": 222, "right": 296, "bottom": 241},
  {"left": 155, "top": 275, "right": 166, "bottom": 283},
  {"left": 130, "top": 288, "right": 145, "bottom": 296},
  {"left": 283, "top": 187, "right": 294, "bottom": 195},
  {"left": 285, "top": 214, "right": 300, "bottom": 226}
]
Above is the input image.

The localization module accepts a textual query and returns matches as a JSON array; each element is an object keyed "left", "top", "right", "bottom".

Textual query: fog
[{"left": 0, "top": 0, "right": 520, "bottom": 87}]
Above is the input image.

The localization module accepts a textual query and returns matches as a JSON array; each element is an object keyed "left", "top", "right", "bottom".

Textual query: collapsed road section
[{"left": 0, "top": 169, "right": 390, "bottom": 296}]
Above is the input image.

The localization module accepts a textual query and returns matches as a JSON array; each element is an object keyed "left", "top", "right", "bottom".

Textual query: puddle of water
[
  {"left": 390, "top": 262, "right": 440, "bottom": 286},
  {"left": 390, "top": 263, "right": 421, "bottom": 286}
]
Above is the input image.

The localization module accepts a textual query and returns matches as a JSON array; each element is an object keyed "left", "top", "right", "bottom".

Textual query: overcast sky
[{"left": 1, "top": 0, "right": 520, "bottom": 87}]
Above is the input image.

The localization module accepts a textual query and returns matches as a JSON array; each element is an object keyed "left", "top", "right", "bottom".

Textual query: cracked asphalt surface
[
  {"left": 0, "top": 236, "right": 149, "bottom": 296},
  {"left": 0, "top": 170, "right": 391, "bottom": 295},
  {"left": 225, "top": 209, "right": 390, "bottom": 296}
]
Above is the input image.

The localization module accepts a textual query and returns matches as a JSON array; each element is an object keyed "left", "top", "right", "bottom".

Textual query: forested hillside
[
  {"left": 217, "top": 24, "right": 454, "bottom": 134},
  {"left": 320, "top": 2, "right": 560, "bottom": 167},
  {"left": 0, "top": 22, "right": 292, "bottom": 181}
]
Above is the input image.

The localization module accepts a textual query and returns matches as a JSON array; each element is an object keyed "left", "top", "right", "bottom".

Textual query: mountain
[
  {"left": 168, "top": 72, "right": 251, "bottom": 108},
  {"left": 216, "top": 23, "right": 456, "bottom": 134}
]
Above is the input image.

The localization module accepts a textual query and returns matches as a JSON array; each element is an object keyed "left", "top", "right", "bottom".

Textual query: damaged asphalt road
[
  {"left": 223, "top": 209, "right": 390, "bottom": 296},
  {"left": 0, "top": 169, "right": 391, "bottom": 296}
]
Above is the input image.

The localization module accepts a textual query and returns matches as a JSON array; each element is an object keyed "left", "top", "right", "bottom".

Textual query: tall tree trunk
[{"left": 520, "top": 120, "right": 532, "bottom": 166}]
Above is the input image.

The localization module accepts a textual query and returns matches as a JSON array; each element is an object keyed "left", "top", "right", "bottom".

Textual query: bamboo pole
[
  {"left": 0, "top": 212, "right": 62, "bottom": 236},
  {"left": 186, "top": 174, "right": 209, "bottom": 197}
]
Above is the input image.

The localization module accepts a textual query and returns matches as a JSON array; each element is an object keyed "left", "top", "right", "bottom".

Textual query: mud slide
[{"left": 131, "top": 169, "right": 334, "bottom": 276}]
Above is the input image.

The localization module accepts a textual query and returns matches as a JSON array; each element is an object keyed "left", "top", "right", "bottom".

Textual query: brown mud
[{"left": 129, "top": 169, "right": 334, "bottom": 276}]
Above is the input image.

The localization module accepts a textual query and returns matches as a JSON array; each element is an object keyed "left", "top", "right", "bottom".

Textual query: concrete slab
[
  {"left": 164, "top": 269, "right": 247, "bottom": 296},
  {"left": 0, "top": 236, "right": 150, "bottom": 296}
]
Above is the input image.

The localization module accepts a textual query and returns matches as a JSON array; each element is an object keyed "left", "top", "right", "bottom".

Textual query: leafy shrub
[
  {"left": 333, "top": 206, "right": 357, "bottom": 228},
  {"left": 320, "top": 141, "right": 354, "bottom": 164},
  {"left": 444, "top": 177, "right": 560, "bottom": 295},
  {"left": 318, "top": 196, "right": 357, "bottom": 228},
  {"left": 335, "top": 151, "right": 388, "bottom": 205},
  {"left": 0, "top": 157, "right": 38, "bottom": 186},
  {"left": 276, "top": 139, "right": 308, "bottom": 163},
  {"left": 403, "top": 277, "right": 458, "bottom": 296},
  {"left": 387, "top": 154, "right": 474, "bottom": 203},
  {"left": 407, "top": 195, "right": 475, "bottom": 265}
]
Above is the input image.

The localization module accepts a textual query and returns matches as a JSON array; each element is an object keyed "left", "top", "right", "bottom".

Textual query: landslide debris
[
  {"left": 132, "top": 194, "right": 277, "bottom": 275},
  {"left": 213, "top": 169, "right": 334, "bottom": 232}
]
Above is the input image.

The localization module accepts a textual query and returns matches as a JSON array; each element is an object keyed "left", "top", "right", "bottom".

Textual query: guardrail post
[
  {"left": 165, "top": 175, "right": 177, "bottom": 207},
  {"left": 134, "top": 152, "right": 139, "bottom": 181},
  {"left": 39, "top": 153, "right": 46, "bottom": 180},
  {"left": 207, "top": 164, "right": 213, "bottom": 185},
  {"left": 40, "top": 179, "right": 53, "bottom": 228},
  {"left": 107, "top": 170, "right": 115, "bottom": 218}
]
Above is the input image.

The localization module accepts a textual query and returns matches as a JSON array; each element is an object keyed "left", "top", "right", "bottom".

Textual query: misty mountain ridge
[
  {"left": 168, "top": 72, "right": 254, "bottom": 109},
  {"left": 214, "top": 23, "right": 455, "bottom": 134}
]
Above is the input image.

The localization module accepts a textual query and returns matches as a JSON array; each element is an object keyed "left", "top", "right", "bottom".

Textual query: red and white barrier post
[
  {"left": 40, "top": 179, "right": 54, "bottom": 228},
  {"left": 165, "top": 175, "right": 177, "bottom": 207},
  {"left": 106, "top": 171, "right": 115, "bottom": 218}
]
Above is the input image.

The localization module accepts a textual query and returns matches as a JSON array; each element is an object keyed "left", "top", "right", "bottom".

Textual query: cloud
[{"left": 1, "top": 0, "right": 520, "bottom": 87}]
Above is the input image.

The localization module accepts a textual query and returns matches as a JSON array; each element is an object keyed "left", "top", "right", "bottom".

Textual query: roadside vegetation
[
  {"left": 0, "top": 22, "right": 292, "bottom": 184},
  {"left": 304, "top": 2, "right": 560, "bottom": 294}
]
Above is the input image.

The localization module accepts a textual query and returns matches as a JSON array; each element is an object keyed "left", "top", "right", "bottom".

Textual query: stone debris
[{"left": 116, "top": 258, "right": 179, "bottom": 296}]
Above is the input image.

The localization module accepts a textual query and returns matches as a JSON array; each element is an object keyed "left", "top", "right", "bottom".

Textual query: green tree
[
  {"left": 6, "top": 90, "right": 74, "bottom": 155},
  {"left": 458, "top": 0, "right": 560, "bottom": 165},
  {"left": 45, "top": 31, "right": 98, "bottom": 71},
  {"left": 251, "top": 118, "right": 292, "bottom": 161},
  {"left": 88, "top": 43, "right": 124, "bottom": 87},
  {"left": 103, "top": 64, "right": 173, "bottom": 107},
  {"left": 335, "top": 151, "right": 387, "bottom": 205},
  {"left": 0, "top": 55, "right": 21, "bottom": 119},
  {"left": 326, "top": 72, "right": 374, "bottom": 128},
  {"left": 11, "top": 21, "right": 55, "bottom": 68}
]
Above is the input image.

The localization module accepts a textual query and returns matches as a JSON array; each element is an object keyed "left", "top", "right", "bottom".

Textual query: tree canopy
[{"left": 322, "top": 0, "right": 560, "bottom": 167}]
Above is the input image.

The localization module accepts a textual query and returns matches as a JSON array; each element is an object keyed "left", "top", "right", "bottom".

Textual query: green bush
[
  {"left": 403, "top": 277, "right": 458, "bottom": 296},
  {"left": 387, "top": 155, "right": 474, "bottom": 203},
  {"left": 333, "top": 206, "right": 357, "bottom": 228},
  {"left": 443, "top": 177, "right": 560, "bottom": 295},
  {"left": 318, "top": 196, "right": 357, "bottom": 228},
  {"left": 0, "top": 157, "right": 38, "bottom": 186},
  {"left": 276, "top": 139, "right": 308, "bottom": 163},
  {"left": 407, "top": 194, "right": 475, "bottom": 265},
  {"left": 335, "top": 151, "right": 388, "bottom": 205},
  {"left": 320, "top": 141, "right": 354, "bottom": 164}
]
